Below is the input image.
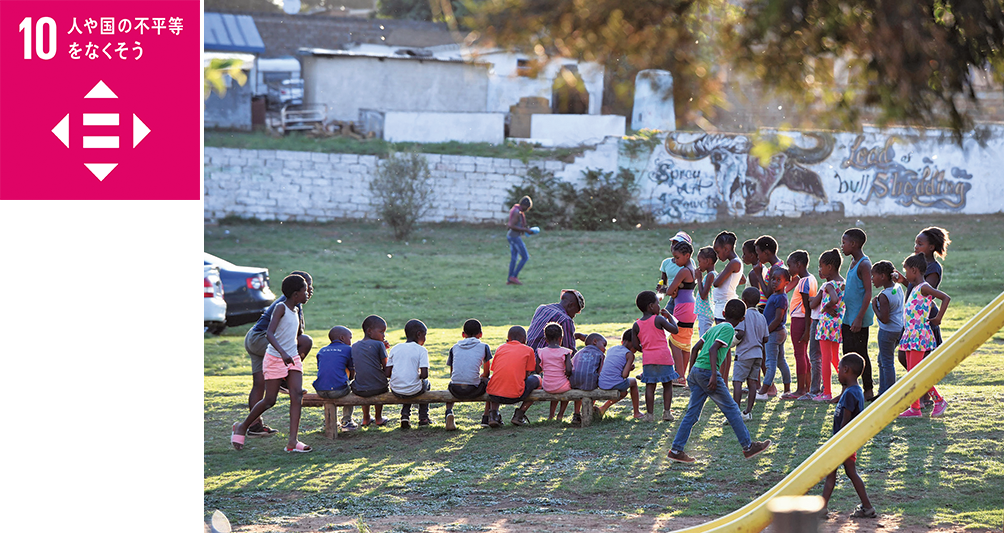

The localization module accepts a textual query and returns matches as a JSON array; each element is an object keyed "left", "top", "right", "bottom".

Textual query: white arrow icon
[{"left": 50, "top": 81, "right": 151, "bottom": 181}]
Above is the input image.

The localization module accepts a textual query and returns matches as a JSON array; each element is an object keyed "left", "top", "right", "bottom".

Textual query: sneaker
[
  {"left": 743, "top": 439, "right": 772, "bottom": 459},
  {"left": 667, "top": 449, "right": 696, "bottom": 463},
  {"left": 507, "top": 276, "right": 523, "bottom": 285},
  {"left": 445, "top": 413, "right": 457, "bottom": 431},
  {"left": 813, "top": 393, "right": 833, "bottom": 402},
  {"left": 511, "top": 409, "right": 529, "bottom": 426},
  {"left": 755, "top": 392, "right": 770, "bottom": 401},
  {"left": 642, "top": 413, "right": 654, "bottom": 422},
  {"left": 796, "top": 393, "right": 817, "bottom": 401},
  {"left": 662, "top": 409, "right": 675, "bottom": 422},
  {"left": 931, "top": 400, "right": 948, "bottom": 418},
  {"left": 247, "top": 424, "right": 279, "bottom": 437},
  {"left": 340, "top": 420, "right": 358, "bottom": 431},
  {"left": 400, "top": 419, "right": 411, "bottom": 429},
  {"left": 851, "top": 505, "right": 878, "bottom": 518},
  {"left": 487, "top": 412, "right": 502, "bottom": 428},
  {"left": 481, "top": 414, "right": 490, "bottom": 428},
  {"left": 898, "top": 407, "right": 923, "bottom": 418},
  {"left": 571, "top": 413, "right": 582, "bottom": 426},
  {"left": 742, "top": 411, "right": 753, "bottom": 422}
]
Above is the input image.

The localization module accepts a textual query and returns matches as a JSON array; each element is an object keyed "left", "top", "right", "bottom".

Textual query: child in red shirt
[{"left": 486, "top": 326, "right": 540, "bottom": 427}]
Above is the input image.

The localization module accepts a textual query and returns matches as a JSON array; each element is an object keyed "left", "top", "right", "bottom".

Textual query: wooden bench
[{"left": 301, "top": 388, "right": 621, "bottom": 438}]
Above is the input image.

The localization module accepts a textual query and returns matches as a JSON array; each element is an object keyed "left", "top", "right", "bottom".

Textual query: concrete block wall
[{"left": 204, "top": 147, "right": 567, "bottom": 223}]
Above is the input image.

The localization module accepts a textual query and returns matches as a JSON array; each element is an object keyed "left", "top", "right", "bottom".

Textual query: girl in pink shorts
[{"left": 232, "top": 274, "right": 312, "bottom": 453}]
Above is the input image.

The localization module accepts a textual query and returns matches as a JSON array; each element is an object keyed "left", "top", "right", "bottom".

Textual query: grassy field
[{"left": 204, "top": 214, "right": 1004, "bottom": 532}]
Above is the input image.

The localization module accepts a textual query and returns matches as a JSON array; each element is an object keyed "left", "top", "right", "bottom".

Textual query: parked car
[
  {"left": 204, "top": 265, "right": 227, "bottom": 335},
  {"left": 267, "top": 78, "right": 303, "bottom": 108},
  {"left": 204, "top": 253, "right": 275, "bottom": 329}
]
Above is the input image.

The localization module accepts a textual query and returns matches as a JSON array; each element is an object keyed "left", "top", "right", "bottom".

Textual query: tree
[
  {"left": 464, "top": 0, "right": 1004, "bottom": 136},
  {"left": 378, "top": 0, "right": 471, "bottom": 23}
]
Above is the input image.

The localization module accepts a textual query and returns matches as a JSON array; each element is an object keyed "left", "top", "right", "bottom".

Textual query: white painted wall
[
  {"left": 302, "top": 54, "right": 490, "bottom": 122},
  {"left": 478, "top": 52, "right": 605, "bottom": 115},
  {"left": 633, "top": 69, "right": 675, "bottom": 131},
  {"left": 383, "top": 112, "right": 505, "bottom": 143},
  {"left": 530, "top": 115, "right": 626, "bottom": 147}
]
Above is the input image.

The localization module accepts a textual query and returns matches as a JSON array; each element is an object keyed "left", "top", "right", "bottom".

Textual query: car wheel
[{"left": 206, "top": 323, "right": 226, "bottom": 335}]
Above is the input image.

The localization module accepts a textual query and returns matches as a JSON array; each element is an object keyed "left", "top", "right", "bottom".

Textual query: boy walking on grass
[
  {"left": 668, "top": 299, "right": 772, "bottom": 463},
  {"left": 820, "top": 353, "right": 876, "bottom": 519}
]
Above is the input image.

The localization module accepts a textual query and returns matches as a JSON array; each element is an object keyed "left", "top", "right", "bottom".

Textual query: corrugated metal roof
[{"left": 205, "top": 12, "right": 265, "bottom": 54}]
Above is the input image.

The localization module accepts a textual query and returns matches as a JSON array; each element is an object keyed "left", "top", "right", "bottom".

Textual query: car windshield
[{"left": 204, "top": 252, "right": 235, "bottom": 268}]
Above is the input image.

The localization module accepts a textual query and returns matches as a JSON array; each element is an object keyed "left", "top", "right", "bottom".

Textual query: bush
[
  {"left": 369, "top": 151, "right": 433, "bottom": 240},
  {"left": 505, "top": 167, "right": 653, "bottom": 231}
]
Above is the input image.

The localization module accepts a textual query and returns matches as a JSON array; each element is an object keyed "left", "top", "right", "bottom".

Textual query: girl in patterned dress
[
  {"left": 811, "top": 249, "right": 845, "bottom": 402},
  {"left": 898, "top": 254, "right": 952, "bottom": 418}
]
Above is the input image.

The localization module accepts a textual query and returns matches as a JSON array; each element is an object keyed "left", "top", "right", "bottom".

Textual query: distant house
[{"left": 204, "top": 12, "right": 265, "bottom": 130}]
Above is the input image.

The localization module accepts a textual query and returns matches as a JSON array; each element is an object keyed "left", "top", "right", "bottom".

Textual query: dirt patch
[{"left": 225, "top": 508, "right": 997, "bottom": 533}]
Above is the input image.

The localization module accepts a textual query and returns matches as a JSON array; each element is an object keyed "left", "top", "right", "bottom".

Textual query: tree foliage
[
  {"left": 464, "top": 0, "right": 1004, "bottom": 135},
  {"left": 378, "top": 0, "right": 471, "bottom": 23}
]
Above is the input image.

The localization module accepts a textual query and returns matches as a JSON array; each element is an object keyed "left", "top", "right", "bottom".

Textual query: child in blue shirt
[
  {"left": 756, "top": 267, "right": 792, "bottom": 400},
  {"left": 596, "top": 329, "right": 643, "bottom": 419},
  {"left": 820, "top": 353, "right": 876, "bottom": 519},
  {"left": 313, "top": 326, "right": 358, "bottom": 430},
  {"left": 569, "top": 333, "right": 607, "bottom": 426}
]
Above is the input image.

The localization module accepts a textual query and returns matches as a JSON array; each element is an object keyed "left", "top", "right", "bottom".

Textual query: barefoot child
[
  {"left": 733, "top": 288, "right": 768, "bottom": 419},
  {"left": 632, "top": 290, "right": 680, "bottom": 422},
  {"left": 597, "top": 329, "right": 644, "bottom": 419},
  {"left": 352, "top": 315, "right": 391, "bottom": 427},
  {"left": 387, "top": 319, "right": 431, "bottom": 429},
  {"left": 445, "top": 319, "right": 492, "bottom": 430},
  {"left": 897, "top": 254, "right": 951, "bottom": 418},
  {"left": 538, "top": 322, "right": 574, "bottom": 421},
  {"left": 232, "top": 274, "right": 312, "bottom": 452},
  {"left": 820, "top": 353, "right": 877, "bottom": 519},
  {"left": 667, "top": 299, "right": 773, "bottom": 463}
]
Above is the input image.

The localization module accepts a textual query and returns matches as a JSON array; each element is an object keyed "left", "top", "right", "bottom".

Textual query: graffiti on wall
[
  {"left": 654, "top": 133, "right": 834, "bottom": 218},
  {"left": 839, "top": 135, "right": 972, "bottom": 210}
]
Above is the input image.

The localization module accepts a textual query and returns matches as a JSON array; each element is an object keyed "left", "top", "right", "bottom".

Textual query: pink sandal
[
  {"left": 285, "top": 441, "right": 312, "bottom": 453},
  {"left": 231, "top": 422, "right": 245, "bottom": 450}
]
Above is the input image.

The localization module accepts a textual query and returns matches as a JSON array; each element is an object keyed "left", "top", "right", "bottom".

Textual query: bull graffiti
[{"left": 664, "top": 133, "right": 835, "bottom": 216}]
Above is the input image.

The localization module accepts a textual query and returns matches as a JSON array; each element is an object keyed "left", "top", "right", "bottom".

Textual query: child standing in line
[
  {"left": 667, "top": 299, "right": 773, "bottom": 463},
  {"left": 387, "top": 319, "right": 432, "bottom": 429},
  {"left": 446, "top": 318, "right": 493, "bottom": 430},
  {"left": 755, "top": 267, "right": 792, "bottom": 400},
  {"left": 313, "top": 326, "right": 358, "bottom": 431},
  {"left": 812, "top": 249, "right": 845, "bottom": 402},
  {"left": 695, "top": 246, "right": 718, "bottom": 337},
  {"left": 733, "top": 288, "right": 768, "bottom": 419},
  {"left": 741, "top": 239, "right": 764, "bottom": 310},
  {"left": 538, "top": 322, "right": 574, "bottom": 421},
  {"left": 786, "top": 250, "right": 816, "bottom": 400},
  {"left": 712, "top": 231, "right": 745, "bottom": 382},
  {"left": 820, "top": 353, "right": 877, "bottom": 519},
  {"left": 569, "top": 332, "right": 607, "bottom": 426},
  {"left": 597, "top": 329, "right": 644, "bottom": 419},
  {"left": 841, "top": 228, "right": 875, "bottom": 400},
  {"left": 232, "top": 274, "right": 312, "bottom": 452},
  {"left": 754, "top": 235, "right": 786, "bottom": 312},
  {"left": 352, "top": 315, "right": 391, "bottom": 427},
  {"left": 633, "top": 290, "right": 680, "bottom": 422},
  {"left": 871, "top": 261, "right": 904, "bottom": 398},
  {"left": 658, "top": 231, "right": 696, "bottom": 316},
  {"left": 486, "top": 326, "right": 540, "bottom": 427},
  {"left": 898, "top": 254, "right": 951, "bottom": 418},
  {"left": 665, "top": 240, "right": 698, "bottom": 386}
]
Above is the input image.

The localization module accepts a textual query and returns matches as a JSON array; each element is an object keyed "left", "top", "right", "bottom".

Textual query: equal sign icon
[{"left": 51, "top": 80, "right": 152, "bottom": 181}]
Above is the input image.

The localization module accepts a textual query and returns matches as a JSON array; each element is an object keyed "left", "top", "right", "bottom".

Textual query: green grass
[
  {"left": 205, "top": 214, "right": 1004, "bottom": 530},
  {"left": 204, "top": 130, "right": 585, "bottom": 162}
]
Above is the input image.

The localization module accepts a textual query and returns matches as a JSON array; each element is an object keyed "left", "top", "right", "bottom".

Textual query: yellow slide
[{"left": 670, "top": 291, "right": 1004, "bottom": 533}]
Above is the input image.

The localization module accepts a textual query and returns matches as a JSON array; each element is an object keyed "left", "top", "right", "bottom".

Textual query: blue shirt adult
[
  {"left": 313, "top": 340, "right": 353, "bottom": 392},
  {"left": 763, "top": 293, "right": 789, "bottom": 329}
]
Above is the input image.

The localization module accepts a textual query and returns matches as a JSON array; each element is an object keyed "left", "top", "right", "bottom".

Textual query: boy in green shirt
[{"left": 668, "top": 299, "right": 773, "bottom": 463}]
